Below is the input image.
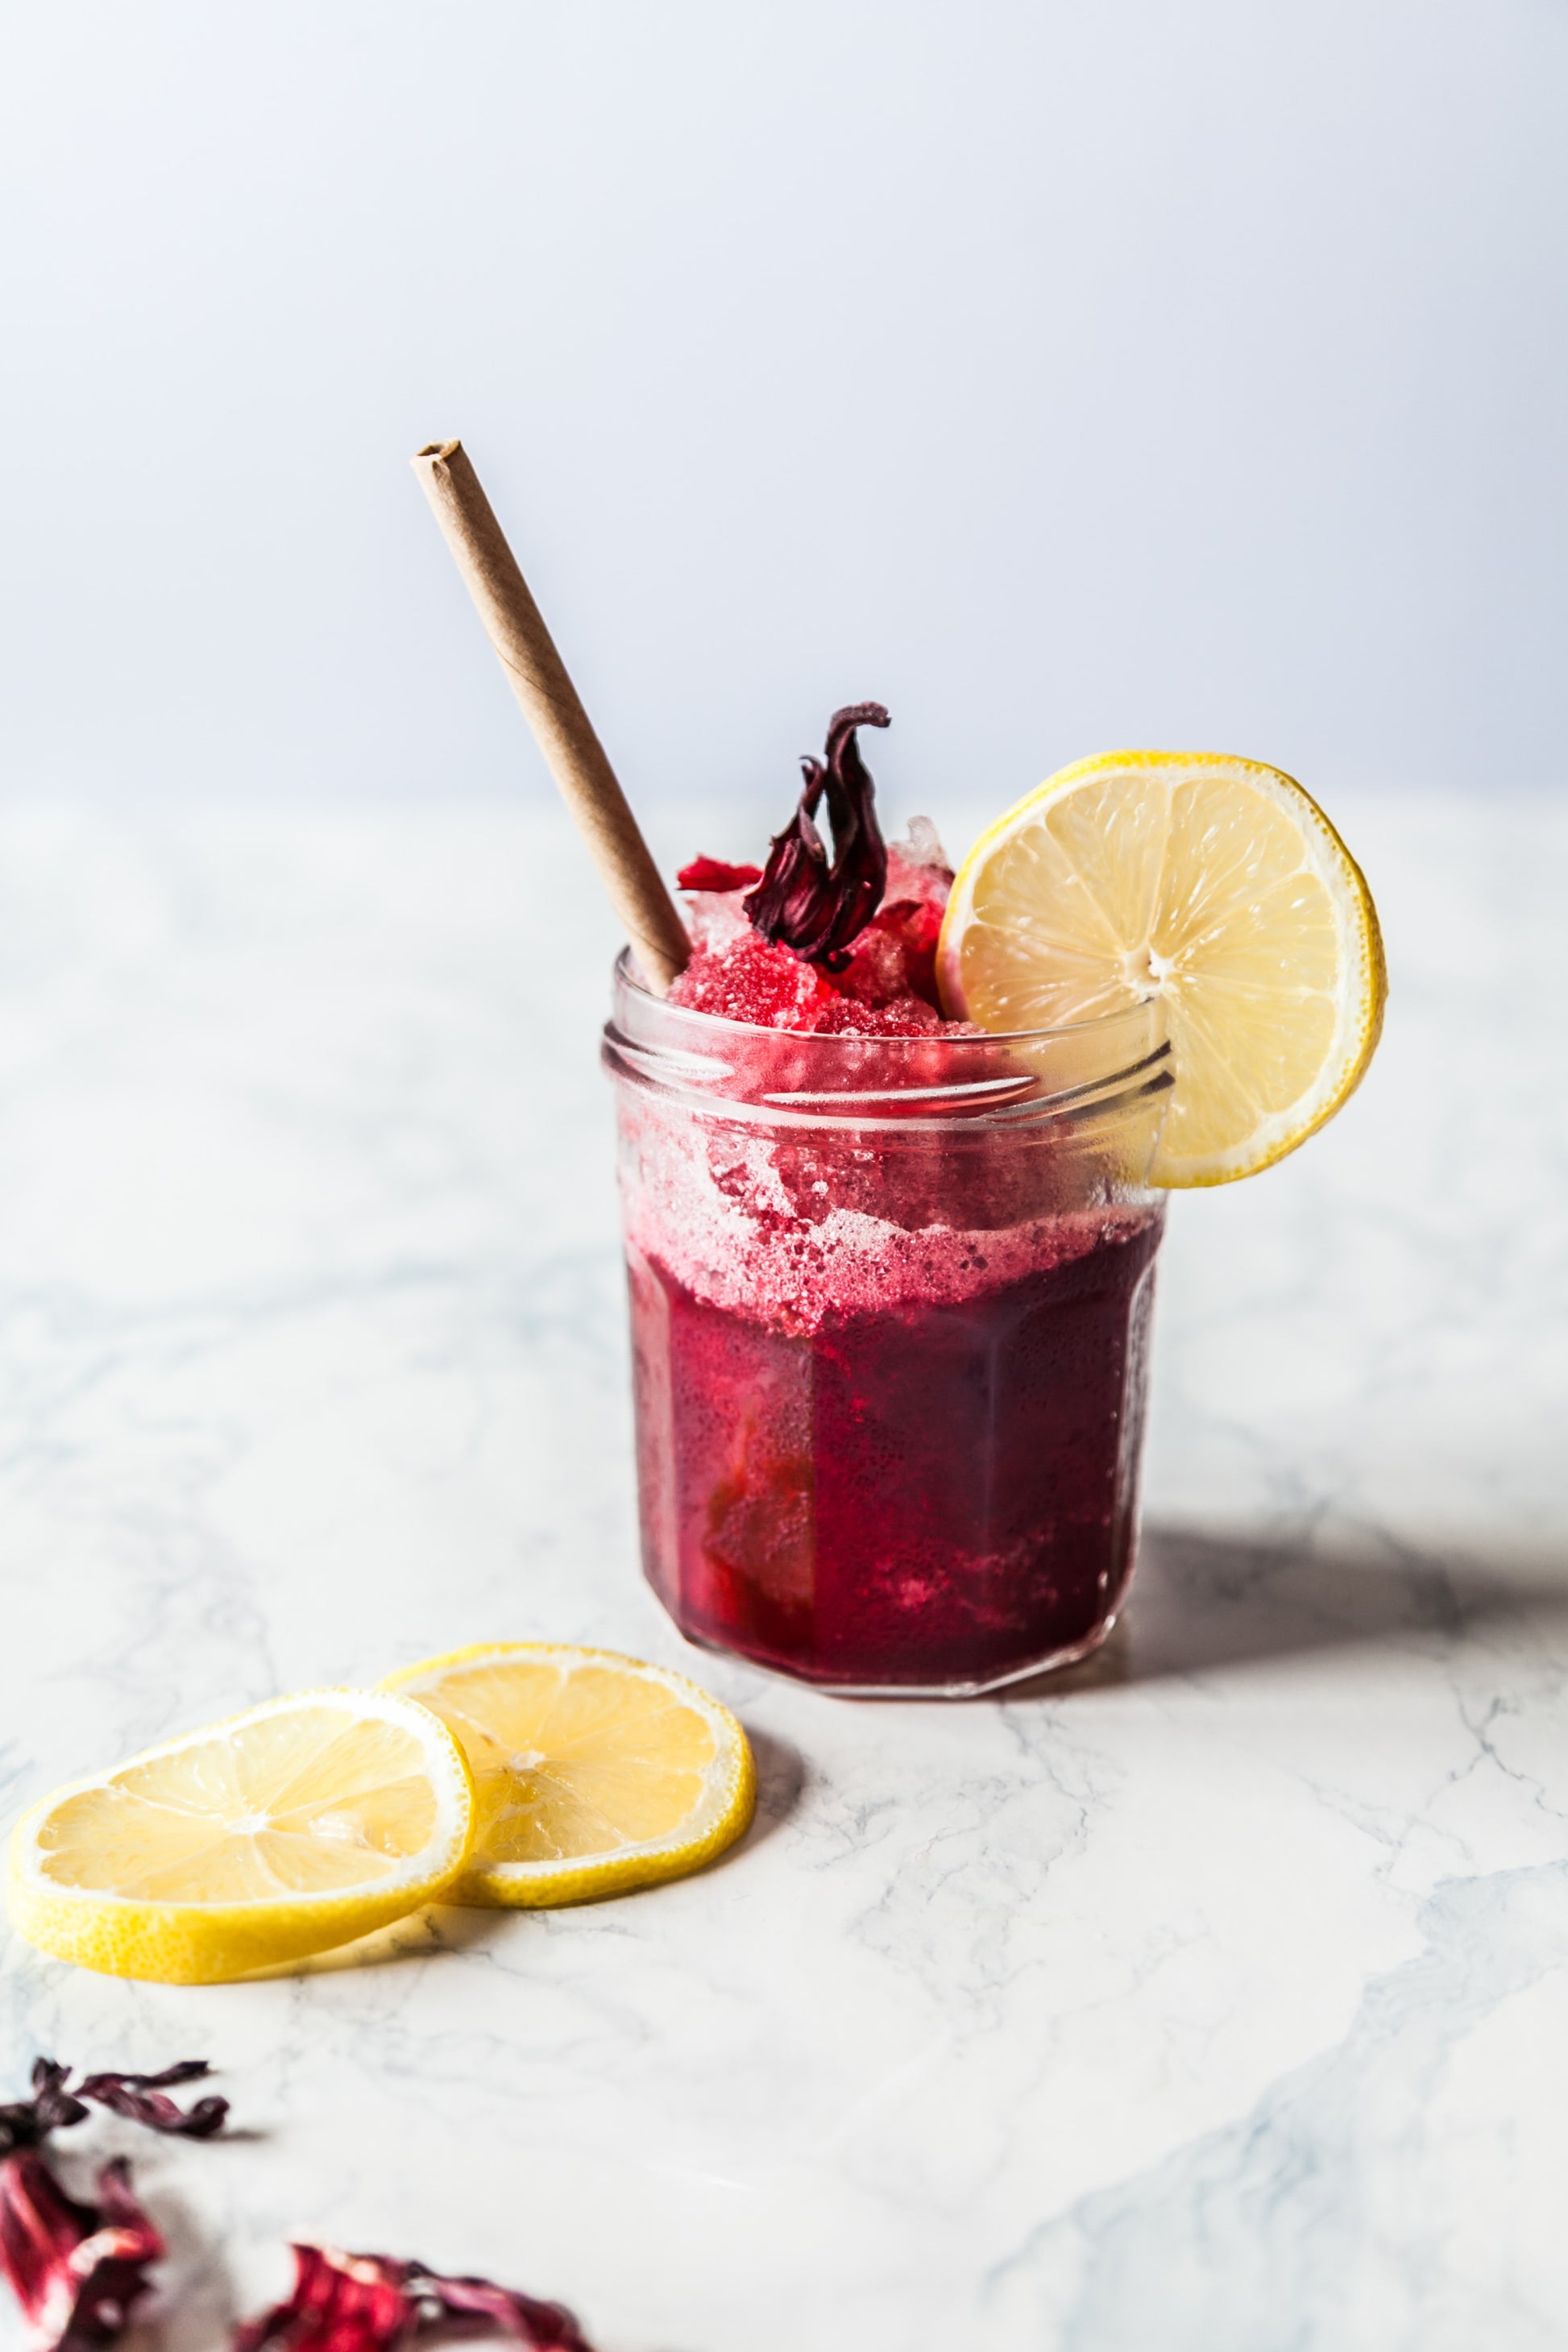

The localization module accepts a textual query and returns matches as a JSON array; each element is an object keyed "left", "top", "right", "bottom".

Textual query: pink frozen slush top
[
  {"left": 629, "top": 823, "right": 1154, "bottom": 1336},
  {"left": 666, "top": 823, "right": 981, "bottom": 1037}
]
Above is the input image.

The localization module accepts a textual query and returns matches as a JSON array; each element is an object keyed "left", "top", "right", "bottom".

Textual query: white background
[{"left": 2, "top": 0, "right": 1566, "bottom": 825}]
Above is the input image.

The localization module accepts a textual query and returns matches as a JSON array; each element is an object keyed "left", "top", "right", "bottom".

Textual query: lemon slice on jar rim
[
  {"left": 936, "top": 749, "right": 1386, "bottom": 1186},
  {"left": 7, "top": 1688, "right": 475, "bottom": 1984},
  {"left": 381, "top": 1642, "right": 756, "bottom": 1907}
]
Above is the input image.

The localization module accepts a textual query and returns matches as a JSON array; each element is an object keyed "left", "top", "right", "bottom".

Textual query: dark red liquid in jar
[{"left": 628, "top": 1211, "right": 1162, "bottom": 1692}]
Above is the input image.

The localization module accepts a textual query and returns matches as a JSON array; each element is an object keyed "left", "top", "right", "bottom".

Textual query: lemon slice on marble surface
[
  {"left": 936, "top": 749, "right": 1386, "bottom": 1187},
  {"left": 381, "top": 1643, "right": 756, "bottom": 1907},
  {"left": 7, "top": 1690, "right": 475, "bottom": 1984}
]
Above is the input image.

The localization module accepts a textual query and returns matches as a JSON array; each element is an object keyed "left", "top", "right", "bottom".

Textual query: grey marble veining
[{"left": 0, "top": 796, "right": 1564, "bottom": 2352}]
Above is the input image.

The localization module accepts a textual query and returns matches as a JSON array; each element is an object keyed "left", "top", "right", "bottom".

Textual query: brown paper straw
[{"left": 412, "top": 439, "right": 690, "bottom": 993}]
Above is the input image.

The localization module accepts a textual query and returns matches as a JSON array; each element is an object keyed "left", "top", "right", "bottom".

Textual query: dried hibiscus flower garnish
[
  {"left": 0, "top": 2058, "right": 227, "bottom": 2352},
  {"left": 744, "top": 702, "right": 890, "bottom": 969},
  {"left": 234, "top": 2244, "right": 596, "bottom": 2352}
]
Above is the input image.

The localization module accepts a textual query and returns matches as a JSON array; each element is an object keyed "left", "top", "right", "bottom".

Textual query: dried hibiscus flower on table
[
  {"left": 235, "top": 2243, "right": 597, "bottom": 2352},
  {"left": 0, "top": 2149, "right": 163, "bottom": 2352},
  {"left": 0, "top": 2059, "right": 228, "bottom": 2351},
  {"left": 1, "top": 2061, "right": 595, "bottom": 2352}
]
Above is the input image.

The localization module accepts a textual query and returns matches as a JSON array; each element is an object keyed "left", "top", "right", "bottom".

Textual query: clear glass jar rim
[{"left": 604, "top": 950, "right": 1174, "bottom": 1134}]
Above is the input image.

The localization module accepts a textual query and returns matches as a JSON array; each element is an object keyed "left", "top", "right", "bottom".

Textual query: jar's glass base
[{"left": 676, "top": 1607, "right": 1122, "bottom": 1699}]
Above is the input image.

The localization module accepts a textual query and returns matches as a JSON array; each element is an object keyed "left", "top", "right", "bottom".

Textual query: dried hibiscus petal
[
  {"left": 234, "top": 2244, "right": 596, "bottom": 2352},
  {"left": 1, "top": 2060, "right": 226, "bottom": 2155},
  {"left": 676, "top": 856, "right": 763, "bottom": 893},
  {"left": 744, "top": 702, "right": 890, "bottom": 968},
  {"left": 414, "top": 2266, "right": 593, "bottom": 2350},
  {"left": 76, "top": 2064, "right": 228, "bottom": 2139},
  {"left": 1, "top": 2065, "right": 88, "bottom": 2152},
  {"left": 234, "top": 2246, "right": 410, "bottom": 2352},
  {"left": 0, "top": 2148, "right": 164, "bottom": 2352}
]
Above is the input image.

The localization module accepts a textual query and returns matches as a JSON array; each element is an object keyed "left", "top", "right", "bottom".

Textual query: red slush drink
[
  {"left": 626, "top": 1207, "right": 1162, "bottom": 1691},
  {"left": 603, "top": 707, "right": 1172, "bottom": 1694}
]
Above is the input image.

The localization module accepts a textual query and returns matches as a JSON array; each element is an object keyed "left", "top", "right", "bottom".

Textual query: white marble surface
[{"left": 1, "top": 794, "right": 1565, "bottom": 2352}]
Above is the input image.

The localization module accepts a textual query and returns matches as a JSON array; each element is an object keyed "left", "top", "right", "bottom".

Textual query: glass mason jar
[{"left": 603, "top": 953, "right": 1173, "bottom": 1696}]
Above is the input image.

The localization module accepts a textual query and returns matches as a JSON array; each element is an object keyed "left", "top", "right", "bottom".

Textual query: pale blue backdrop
[{"left": 2, "top": 0, "right": 1564, "bottom": 815}]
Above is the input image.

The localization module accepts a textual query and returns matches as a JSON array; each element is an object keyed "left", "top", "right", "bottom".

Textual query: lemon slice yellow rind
[
  {"left": 381, "top": 1641, "right": 757, "bottom": 1909},
  {"left": 936, "top": 749, "right": 1386, "bottom": 1187},
  {"left": 6, "top": 1689, "right": 475, "bottom": 1985}
]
